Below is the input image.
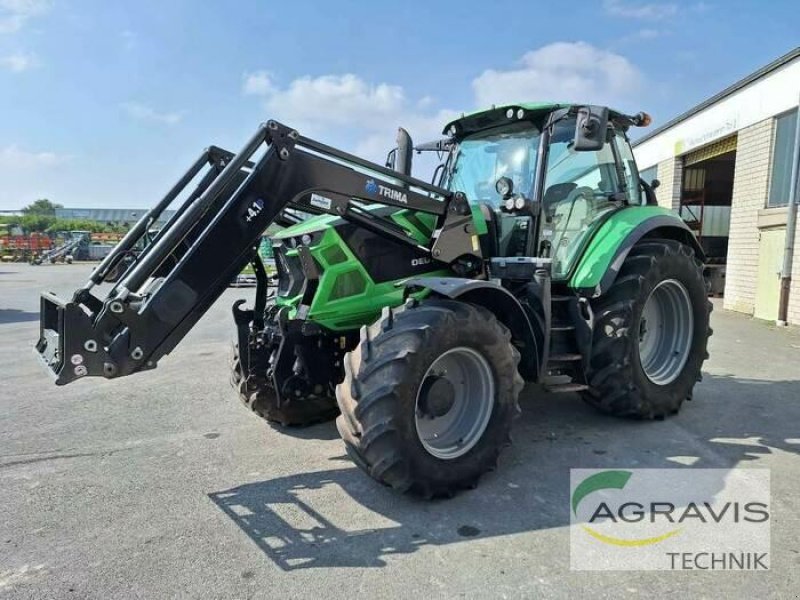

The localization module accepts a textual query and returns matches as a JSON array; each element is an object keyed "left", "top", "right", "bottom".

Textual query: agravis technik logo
[{"left": 570, "top": 469, "right": 770, "bottom": 571}]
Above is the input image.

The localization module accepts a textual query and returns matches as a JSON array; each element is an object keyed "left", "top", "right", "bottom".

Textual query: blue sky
[{"left": 0, "top": 0, "right": 797, "bottom": 209}]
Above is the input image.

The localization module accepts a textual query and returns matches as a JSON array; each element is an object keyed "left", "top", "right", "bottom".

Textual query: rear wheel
[
  {"left": 230, "top": 344, "right": 339, "bottom": 426},
  {"left": 582, "top": 239, "right": 712, "bottom": 418},
  {"left": 336, "top": 298, "right": 523, "bottom": 497}
]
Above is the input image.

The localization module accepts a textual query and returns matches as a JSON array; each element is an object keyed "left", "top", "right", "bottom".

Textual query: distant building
[
  {"left": 54, "top": 208, "right": 176, "bottom": 224},
  {"left": 633, "top": 47, "right": 800, "bottom": 325}
]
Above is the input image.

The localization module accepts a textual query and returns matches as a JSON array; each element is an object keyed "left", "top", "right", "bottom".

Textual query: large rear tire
[
  {"left": 581, "top": 239, "right": 712, "bottom": 419},
  {"left": 336, "top": 298, "right": 524, "bottom": 498},
  {"left": 230, "top": 344, "right": 339, "bottom": 427}
]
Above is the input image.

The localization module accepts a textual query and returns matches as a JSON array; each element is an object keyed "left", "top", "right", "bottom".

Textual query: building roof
[{"left": 634, "top": 46, "right": 800, "bottom": 147}]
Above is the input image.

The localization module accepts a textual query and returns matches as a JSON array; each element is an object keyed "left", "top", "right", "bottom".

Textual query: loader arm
[{"left": 37, "top": 120, "right": 478, "bottom": 385}]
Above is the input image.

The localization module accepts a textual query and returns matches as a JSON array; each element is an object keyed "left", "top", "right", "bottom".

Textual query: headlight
[{"left": 495, "top": 176, "right": 513, "bottom": 198}]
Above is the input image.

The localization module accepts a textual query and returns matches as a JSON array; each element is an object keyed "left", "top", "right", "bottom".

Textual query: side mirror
[
  {"left": 573, "top": 106, "right": 609, "bottom": 151},
  {"left": 650, "top": 178, "right": 661, "bottom": 190}
]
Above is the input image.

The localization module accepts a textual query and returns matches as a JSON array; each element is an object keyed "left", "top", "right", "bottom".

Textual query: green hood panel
[
  {"left": 273, "top": 212, "right": 446, "bottom": 331},
  {"left": 568, "top": 206, "right": 691, "bottom": 293}
]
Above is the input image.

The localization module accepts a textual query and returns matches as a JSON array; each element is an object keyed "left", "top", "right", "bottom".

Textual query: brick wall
[
  {"left": 655, "top": 158, "right": 682, "bottom": 210},
  {"left": 724, "top": 118, "right": 775, "bottom": 314}
]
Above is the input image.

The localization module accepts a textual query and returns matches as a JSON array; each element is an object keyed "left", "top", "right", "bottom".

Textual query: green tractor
[{"left": 37, "top": 103, "right": 711, "bottom": 497}]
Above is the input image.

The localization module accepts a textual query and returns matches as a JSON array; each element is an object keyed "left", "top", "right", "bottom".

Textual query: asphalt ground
[{"left": 2, "top": 263, "right": 800, "bottom": 598}]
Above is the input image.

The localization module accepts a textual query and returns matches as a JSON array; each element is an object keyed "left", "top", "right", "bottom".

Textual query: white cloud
[
  {"left": 242, "top": 41, "right": 645, "bottom": 171},
  {"left": 121, "top": 102, "right": 184, "bottom": 125},
  {"left": 0, "top": 51, "right": 37, "bottom": 72},
  {"left": 242, "top": 70, "right": 273, "bottom": 95},
  {"left": 243, "top": 71, "right": 458, "bottom": 166},
  {"left": 256, "top": 73, "right": 407, "bottom": 131},
  {"left": 0, "top": 0, "right": 50, "bottom": 34},
  {"left": 603, "top": 0, "right": 678, "bottom": 19},
  {"left": 471, "top": 42, "right": 642, "bottom": 109},
  {"left": 0, "top": 144, "right": 67, "bottom": 169}
]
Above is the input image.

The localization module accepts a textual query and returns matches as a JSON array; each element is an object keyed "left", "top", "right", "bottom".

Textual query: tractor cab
[{"left": 442, "top": 103, "right": 650, "bottom": 278}]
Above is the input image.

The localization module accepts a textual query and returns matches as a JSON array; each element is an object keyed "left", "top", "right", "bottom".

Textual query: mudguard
[
  {"left": 404, "top": 277, "right": 542, "bottom": 381},
  {"left": 568, "top": 206, "right": 704, "bottom": 297}
]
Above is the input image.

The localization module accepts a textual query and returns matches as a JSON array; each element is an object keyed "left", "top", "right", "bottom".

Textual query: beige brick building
[{"left": 633, "top": 48, "right": 800, "bottom": 325}]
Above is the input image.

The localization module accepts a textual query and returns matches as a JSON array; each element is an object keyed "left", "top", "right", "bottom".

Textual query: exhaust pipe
[{"left": 395, "top": 127, "right": 413, "bottom": 178}]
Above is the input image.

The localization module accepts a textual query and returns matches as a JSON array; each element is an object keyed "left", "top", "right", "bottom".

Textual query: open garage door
[{"left": 679, "top": 135, "right": 736, "bottom": 296}]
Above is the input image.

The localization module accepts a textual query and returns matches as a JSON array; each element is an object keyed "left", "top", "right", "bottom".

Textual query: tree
[{"left": 21, "top": 199, "right": 63, "bottom": 216}]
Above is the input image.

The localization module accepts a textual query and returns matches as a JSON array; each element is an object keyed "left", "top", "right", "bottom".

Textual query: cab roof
[{"left": 443, "top": 102, "right": 630, "bottom": 137}]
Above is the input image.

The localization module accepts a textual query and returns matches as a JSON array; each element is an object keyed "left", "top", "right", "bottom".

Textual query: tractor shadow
[{"left": 209, "top": 373, "right": 800, "bottom": 571}]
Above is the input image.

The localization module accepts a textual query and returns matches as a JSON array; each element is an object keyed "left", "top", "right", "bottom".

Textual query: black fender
[
  {"left": 587, "top": 216, "right": 706, "bottom": 297},
  {"left": 405, "top": 277, "right": 541, "bottom": 381}
]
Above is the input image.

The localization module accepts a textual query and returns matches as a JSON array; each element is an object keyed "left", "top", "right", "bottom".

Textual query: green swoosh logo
[{"left": 572, "top": 470, "right": 632, "bottom": 515}]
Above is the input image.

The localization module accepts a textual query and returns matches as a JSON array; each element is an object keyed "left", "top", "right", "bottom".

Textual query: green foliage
[
  {"left": 21, "top": 198, "right": 63, "bottom": 216},
  {"left": 0, "top": 214, "right": 129, "bottom": 235}
]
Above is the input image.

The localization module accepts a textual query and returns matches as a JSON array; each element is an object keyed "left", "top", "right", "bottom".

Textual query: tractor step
[
  {"left": 551, "top": 324, "right": 575, "bottom": 332},
  {"left": 543, "top": 382, "right": 589, "bottom": 393}
]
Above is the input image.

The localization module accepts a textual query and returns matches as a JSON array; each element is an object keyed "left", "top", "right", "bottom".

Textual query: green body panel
[
  {"left": 274, "top": 212, "right": 447, "bottom": 331},
  {"left": 469, "top": 204, "right": 488, "bottom": 236},
  {"left": 567, "top": 206, "right": 684, "bottom": 290}
]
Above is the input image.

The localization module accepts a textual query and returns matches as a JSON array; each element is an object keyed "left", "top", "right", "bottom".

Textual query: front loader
[{"left": 36, "top": 103, "right": 711, "bottom": 497}]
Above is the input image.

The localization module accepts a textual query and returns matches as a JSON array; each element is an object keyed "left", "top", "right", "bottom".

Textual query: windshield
[{"left": 446, "top": 123, "right": 541, "bottom": 207}]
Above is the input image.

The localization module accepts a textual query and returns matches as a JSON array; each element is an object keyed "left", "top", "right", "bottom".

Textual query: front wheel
[
  {"left": 582, "top": 239, "right": 712, "bottom": 419},
  {"left": 336, "top": 298, "right": 524, "bottom": 498},
  {"left": 230, "top": 344, "right": 339, "bottom": 427}
]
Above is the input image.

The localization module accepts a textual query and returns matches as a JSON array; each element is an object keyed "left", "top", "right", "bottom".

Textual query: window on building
[{"left": 768, "top": 109, "right": 798, "bottom": 207}]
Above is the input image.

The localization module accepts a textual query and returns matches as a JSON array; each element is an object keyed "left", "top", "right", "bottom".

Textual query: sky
[{"left": 0, "top": 0, "right": 798, "bottom": 210}]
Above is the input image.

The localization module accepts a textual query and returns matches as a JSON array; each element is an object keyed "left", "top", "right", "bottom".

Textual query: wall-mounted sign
[{"left": 674, "top": 116, "right": 739, "bottom": 156}]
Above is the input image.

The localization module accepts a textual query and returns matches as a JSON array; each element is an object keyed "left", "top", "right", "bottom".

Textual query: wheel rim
[
  {"left": 638, "top": 279, "right": 695, "bottom": 385},
  {"left": 414, "top": 346, "right": 495, "bottom": 460}
]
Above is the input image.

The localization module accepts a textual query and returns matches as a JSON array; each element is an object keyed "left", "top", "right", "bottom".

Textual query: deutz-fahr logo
[{"left": 365, "top": 179, "right": 408, "bottom": 204}]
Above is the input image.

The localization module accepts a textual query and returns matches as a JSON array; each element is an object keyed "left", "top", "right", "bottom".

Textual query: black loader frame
[{"left": 36, "top": 121, "right": 495, "bottom": 386}]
